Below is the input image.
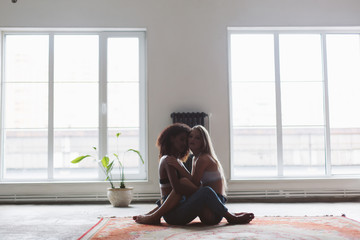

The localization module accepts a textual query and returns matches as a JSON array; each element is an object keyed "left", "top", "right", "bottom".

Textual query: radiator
[
  {"left": 227, "top": 189, "right": 360, "bottom": 200},
  {"left": 0, "top": 192, "right": 161, "bottom": 203},
  {"left": 171, "top": 112, "right": 208, "bottom": 129},
  {"left": 1, "top": 190, "right": 359, "bottom": 203}
]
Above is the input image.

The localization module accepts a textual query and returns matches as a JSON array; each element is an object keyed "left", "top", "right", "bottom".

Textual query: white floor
[{"left": 0, "top": 201, "right": 359, "bottom": 240}]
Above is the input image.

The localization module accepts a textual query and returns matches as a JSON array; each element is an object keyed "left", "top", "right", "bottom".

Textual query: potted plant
[{"left": 71, "top": 132, "right": 144, "bottom": 207}]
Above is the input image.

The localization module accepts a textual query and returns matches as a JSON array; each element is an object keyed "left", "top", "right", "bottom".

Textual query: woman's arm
[
  {"left": 168, "top": 155, "right": 210, "bottom": 187},
  {"left": 190, "top": 155, "right": 211, "bottom": 186},
  {"left": 166, "top": 157, "right": 192, "bottom": 180},
  {"left": 165, "top": 159, "right": 194, "bottom": 196}
]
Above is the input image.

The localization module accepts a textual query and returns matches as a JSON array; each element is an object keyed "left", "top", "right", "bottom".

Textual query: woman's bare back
[{"left": 159, "top": 156, "right": 172, "bottom": 197}]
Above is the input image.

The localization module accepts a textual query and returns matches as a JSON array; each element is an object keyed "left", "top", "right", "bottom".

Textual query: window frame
[
  {"left": 0, "top": 29, "right": 147, "bottom": 182},
  {"left": 228, "top": 27, "right": 360, "bottom": 180}
]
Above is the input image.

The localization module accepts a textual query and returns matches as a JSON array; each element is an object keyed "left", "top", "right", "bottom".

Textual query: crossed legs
[{"left": 133, "top": 178, "right": 254, "bottom": 225}]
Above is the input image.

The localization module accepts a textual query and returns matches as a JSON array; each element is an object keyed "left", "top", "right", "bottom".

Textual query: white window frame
[
  {"left": 228, "top": 27, "right": 360, "bottom": 180},
  {"left": 0, "top": 29, "right": 147, "bottom": 182}
]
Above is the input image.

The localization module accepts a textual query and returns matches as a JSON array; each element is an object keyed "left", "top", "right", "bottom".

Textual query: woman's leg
[
  {"left": 198, "top": 193, "right": 227, "bottom": 225},
  {"left": 198, "top": 194, "right": 253, "bottom": 225},
  {"left": 163, "top": 186, "right": 225, "bottom": 225},
  {"left": 164, "top": 186, "right": 254, "bottom": 225},
  {"left": 199, "top": 207, "right": 222, "bottom": 225},
  {"left": 133, "top": 190, "right": 181, "bottom": 224},
  {"left": 134, "top": 178, "right": 198, "bottom": 224},
  {"left": 135, "top": 182, "right": 254, "bottom": 225},
  {"left": 199, "top": 209, "right": 253, "bottom": 225}
]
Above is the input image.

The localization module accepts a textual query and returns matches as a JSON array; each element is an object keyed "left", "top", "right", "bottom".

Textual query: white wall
[{"left": 1, "top": 0, "right": 360, "bottom": 200}]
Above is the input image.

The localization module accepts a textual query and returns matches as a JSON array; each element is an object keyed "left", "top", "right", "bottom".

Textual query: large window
[
  {"left": 229, "top": 29, "right": 360, "bottom": 178},
  {"left": 0, "top": 30, "right": 146, "bottom": 181}
]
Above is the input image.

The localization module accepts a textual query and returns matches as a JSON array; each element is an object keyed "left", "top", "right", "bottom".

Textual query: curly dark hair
[{"left": 156, "top": 123, "right": 191, "bottom": 161}]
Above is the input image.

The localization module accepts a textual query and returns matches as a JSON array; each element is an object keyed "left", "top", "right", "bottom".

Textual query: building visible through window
[
  {"left": 229, "top": 29, "right": 360, "bottom": 178},
  {"left": 0, "top": 30, "right": 146, "bottom": 182}
]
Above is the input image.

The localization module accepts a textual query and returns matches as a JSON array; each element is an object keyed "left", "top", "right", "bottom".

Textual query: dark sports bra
[
  {"left": 159, "top": 155, "right": 181, "bottom": 188},
  {"left": 159, "top": 177, "right": 171, "bottom": 188}
]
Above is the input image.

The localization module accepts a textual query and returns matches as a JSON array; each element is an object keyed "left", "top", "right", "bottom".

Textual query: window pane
[
  {"left": 4, "top": 83, "right": 48, "bottom": 129},
  {"left": 3, "top": 35, "right": 49, "bottom": 180},
  {"left": 330, "top": 129, "right": 360, "bottom": 175},
  {"left": 230, "top": 34, "right": 275, "bottom": 82},
  {"left": 107, "top": 129, "right": 142, "bottom": 179},
  {"left": 108, "top": 38, "right": 139, "bottom": 82},
  {"left": 230, "top": 33, "right": 276, "bottom": 179},
  {"left": 281, "top": 82, "right": 324, "bottom": 126},
  {"left": 3, "top": 130, "right": 48, "bottom": 179},
  {"left": 108, "top": 83, "right": 139, "bottom": 128},
  {"left": 54, "top": 35, "right": 99, "bottom": 82},
  {"left": 54, "top": 83, "right": 98, "bottom": 128},
  {"left": 327, "top": 34, "right": 360, "bottom": 174},
  {"left": 232, "top": 127, "right": 277, "bottom": 178},
  {"left": 106, "top": 36, "right": 143, "bottom": 180},
  {"left": 5, "top": 35, "right": 49, "bottom": 83},
  {"left": 279, "top": 34, "right": 322, "bottom": 82},
  {"left": 52, "top": 35, "right": 100, "bottom": 180},
  {"left": 283, "top": 127, "right": 326, "bottom": 177},
  {"left": 232, "top": 82, "right": 276, "bottom": 126},
  {"left": 54, "top": 129, "right": 98, "bottom": 179}
]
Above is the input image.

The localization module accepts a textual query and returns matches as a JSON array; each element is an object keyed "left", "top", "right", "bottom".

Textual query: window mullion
[
  {"left": 321, "top": 33, "right": 332, "bottom": 176},
  {"left": 99, "top": 33, "right": 107, "bottom": 180},
  {"left": 0, "top": 31, "right": 4, "bottom": 180},
  {"left": 138, "top": 33, "right": 147, "bottom": 179},
  {"left": 274, "top": 33, "right": 284, "bottom": 177},
  {"left": 48, "top": 33, "right": 54, "bottom": 180}
]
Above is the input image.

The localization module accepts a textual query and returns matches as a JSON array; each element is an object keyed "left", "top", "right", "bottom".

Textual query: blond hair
[{"left": 192, "top": 125, "right": 227, "bottom": 191}]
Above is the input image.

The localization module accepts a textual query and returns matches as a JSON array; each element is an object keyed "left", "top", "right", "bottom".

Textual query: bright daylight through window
[
  {"left": 229, "top": 29, "right": 360, "bottom": 179},
  {"left": 0, "top": 31, "right": 146, "bottom": 182}
]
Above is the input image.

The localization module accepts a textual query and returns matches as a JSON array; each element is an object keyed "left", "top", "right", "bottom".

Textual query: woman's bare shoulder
[
  {"left": 198, "top": 154, "right": 217, "bottom": 167},
  {"left": 197, "top": 154, "right": 212, "bottom": 164},
  {"left": 160, "top": 155, "right": 175, "bottom": 163},
  {"left": 198, "top": 153, "right": 212, "bottom": 160},
  {"left": 159, "top": 156, "right": 169, "bottom": 177},
  {"left": 159, "top": 155, "right": 169, "bottom": 163}
]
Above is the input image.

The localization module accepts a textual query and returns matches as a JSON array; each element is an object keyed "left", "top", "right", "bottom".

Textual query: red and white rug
[{"left": 79, "top": 216, "right": 360, "bottom": 240}]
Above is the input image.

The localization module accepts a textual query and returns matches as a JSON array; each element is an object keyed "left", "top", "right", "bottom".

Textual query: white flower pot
[{"left": 107, "top": 187, "right": 133, "bottom": 207}]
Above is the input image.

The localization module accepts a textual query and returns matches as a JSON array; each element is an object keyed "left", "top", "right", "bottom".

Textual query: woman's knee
[
  {"left": 199, "top": 186, "right": 216, "bottom": 196},
  {"left": 199, "top": 216, "right": 221, "bottom": 225},
  {"left": 199, "top": 207, "right": 221, "bottom": 225}
]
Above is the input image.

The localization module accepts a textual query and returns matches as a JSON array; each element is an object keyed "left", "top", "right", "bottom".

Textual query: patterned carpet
[{"left": 79, "top": 216, "right": 360, "bottom": 240}]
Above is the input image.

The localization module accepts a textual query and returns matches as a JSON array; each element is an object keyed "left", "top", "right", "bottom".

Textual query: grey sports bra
[{"left": 201, "top": 170, "right": 222, "bottom": 185}]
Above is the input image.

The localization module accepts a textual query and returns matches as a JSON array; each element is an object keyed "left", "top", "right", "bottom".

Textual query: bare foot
[
  {"left": 225, "top": 212, "right": 254, "bottom": 224},
  {"left": 235, "top": 212, "right": 254, "bottom": 217},
  {"left": 234, "top": 212, "right": 247, "bottom": 216},
  {"left": 133, "top": 214, "right": 161, "bottom": 225}
]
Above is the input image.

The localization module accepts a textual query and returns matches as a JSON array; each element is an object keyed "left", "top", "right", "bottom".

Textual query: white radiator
[
  {"left": 227, "top": 189, "right": 360, "bottom": 199},
  {"left": 1, "top": 190, "right": 359, "bottom": 203},
  {"left": 0, "top": 192, "right": 161, "bottom": 203}
]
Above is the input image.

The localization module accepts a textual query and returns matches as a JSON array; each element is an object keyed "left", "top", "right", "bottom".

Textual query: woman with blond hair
[{"left": 133, "top": 124, "right": 254, "bottom": 225}]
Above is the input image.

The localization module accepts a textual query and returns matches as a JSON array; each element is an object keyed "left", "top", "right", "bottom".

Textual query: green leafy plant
[{"left": 71, "top": 132, "right": 144, "bottom": 189}]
